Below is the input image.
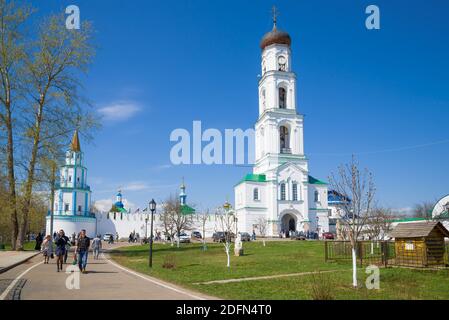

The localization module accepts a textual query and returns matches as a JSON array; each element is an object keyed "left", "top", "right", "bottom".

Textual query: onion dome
[{"left": 260, "top": 25, "right": 291, "bottom": 50}]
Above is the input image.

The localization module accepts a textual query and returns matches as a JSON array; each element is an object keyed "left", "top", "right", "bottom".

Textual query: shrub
[
  {"left": 162, "top": 254, "right": 177, "bottom": 269},
  {"left": 309, "top": 272, "right": 335, "bottom": 300}
]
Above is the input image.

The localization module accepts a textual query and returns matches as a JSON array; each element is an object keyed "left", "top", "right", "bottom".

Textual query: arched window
[
  {"left": 280, "top": 126, "right": 290, "bottom": 153},
  {"left": 314, "top": 190, "right": 320, "bottom": 202},
  {"left": 261, "top": 89, "right": 266, "bottom": 110},
  {"left": 253, "top": 188, "right": 259, "bottom": 201},
  {"left": 279, "top": 87, "right": 286, "bottom": 109},
  {"left": 262, "top": 60, "right": 266, "bottom": 74},
  {"left": 292, "top": 183, "right": 298, "bottom": 201},
  {"left": 280, "top": 183, "right": 286, "bottom": 201}
]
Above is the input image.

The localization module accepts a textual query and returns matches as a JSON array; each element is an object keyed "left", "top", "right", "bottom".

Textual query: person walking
[
  {"left": 64, "top": 238, "right": 71, "bottom": 264},
  {"left": 75, "top": 229, "right": 90, "bottom": 273},
  {"left": 35, "top": 233, "right": 43, "bottom": 251},
  {"left": 41, "top": 235, "right": 53, "bottom": 264},
  {"left": 108, "top": 234, "right": 114, "bottom": 244},
  {"left": 91, "top": 235, "right": 102, "bottom": 260},
  {"left": 55, "top": 229, "right": 69, "bottom": 272}
]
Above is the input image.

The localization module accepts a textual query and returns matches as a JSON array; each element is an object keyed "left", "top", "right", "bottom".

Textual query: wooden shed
[{"left": 389, "top": 221, "right": 449, "bottom": 267}]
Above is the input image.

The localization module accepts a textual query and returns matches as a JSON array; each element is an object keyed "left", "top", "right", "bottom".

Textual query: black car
[
  {"left": 212, "top": 232, "right": 234, "bottom": 242},
  {"left": 191, "top": 231, "right": 202, "bottom": 239},
  {"left": 239, "top": 232, "right": 251, "bottom": 241}
]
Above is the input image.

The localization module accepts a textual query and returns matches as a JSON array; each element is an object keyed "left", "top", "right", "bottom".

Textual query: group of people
[
  {"left": 128, "top": 231, "right": 140, "bottom": 243},
  {"left": 36, "top": 229, "right": 103, "bottom": 273}
]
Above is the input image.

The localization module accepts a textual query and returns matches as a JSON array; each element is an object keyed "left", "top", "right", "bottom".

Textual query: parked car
[
  {"left": 103, "top": 233, "right": 114, "bottom": 241},
  {"left": 191, "top": 231, "right": 202, "bottom": 239},
  {"left": 291, "top": 231, "right": 306, "bottom": 240},
  {"left": 176, "top": 233, "right": 191, "bottom": 243},
  {"left": 212, "top": 232, "right": 235, "bottom": 242},
  {"left": 291, "top": 234, "right": 306, "bottom": 240},
  {"left": 239, "top": 232, "right": 251, "bottom": 241},
  {"left": 322, "top": 232, "right": 335, "bottom": 240},
  {"left": 212, "top": 232, "right": 225, "bottom": 242}
]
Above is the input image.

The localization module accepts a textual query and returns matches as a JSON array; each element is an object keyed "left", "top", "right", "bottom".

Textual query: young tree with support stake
[
  {"left": 198, "top": 209, "right": 211, "bottom": 251},
  {"left": 256, "top": 217, "right": 268, "bottom": 246},
  {"left": 329, "top": 156, "right": 375, "bottom": 288},
  {"left": 215, "top": 201, "right": 235, "bottom": 268}
]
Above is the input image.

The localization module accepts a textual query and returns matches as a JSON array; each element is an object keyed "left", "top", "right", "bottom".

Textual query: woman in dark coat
[{"left": 35, "top": 233, "right": 43, "bottom": 251}]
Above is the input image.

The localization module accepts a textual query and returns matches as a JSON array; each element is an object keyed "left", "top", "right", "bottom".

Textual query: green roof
[
  {"left": 435, "top": 211, "right": 449, "bottom": 220},
  {"left": 388, "top": 217, "right": 427, "bottom": 223},
  {"left": 181, "top": 204, "right": 196, "bottom": 215},
  {"left": 237, "top": 174, "right": 267, "bottom": 184},
  {"left": 308, "top": 175, "right": 327, "bottom": 185}
]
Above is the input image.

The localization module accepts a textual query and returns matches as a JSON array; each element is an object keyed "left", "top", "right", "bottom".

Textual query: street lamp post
[
  {"left": 149, "top": 199, "right": 156, "bottom": 268},
  {"left": 145, "top": 216, "right": 148, "bottom": 240}
]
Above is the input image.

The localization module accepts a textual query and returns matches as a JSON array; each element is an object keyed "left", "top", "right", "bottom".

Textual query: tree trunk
[
  {"left": 4, "top": 101, "right": 18, "bottom": 250},
  {"left": 17, "top": 100, "right": 44, "bottom": 250},
  {"left": 49, "top": 163, "right": 56, "bottom": 237},
  {"left": 225, "top": 243, "right": 230, "bottom": 268},
  {"left": 352, "top": 247, "right": 358, "bottom": 288}
]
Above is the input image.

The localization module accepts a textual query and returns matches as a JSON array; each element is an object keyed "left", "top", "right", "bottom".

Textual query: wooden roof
[{"left": 389, "top": 221, "right": 449, "bottom": 238}]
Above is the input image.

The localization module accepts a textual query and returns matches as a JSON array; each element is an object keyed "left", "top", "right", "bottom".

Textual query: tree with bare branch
[
  {"left": 328, "top": 156, "right": 376, "bottom": 288},
  {"left": 198, "top": 209, "right": 211, "bottom": 251},
  {"left": 162, "top": 195, "right": 193, "bottom": 248},
  {"left": 256, "top": 217, "right": 268, "bottom": 246},
  {"left": 215, "top": 202, "right": 235, "bottom": 268}
]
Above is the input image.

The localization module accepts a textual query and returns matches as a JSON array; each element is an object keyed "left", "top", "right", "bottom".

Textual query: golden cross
[{"left": 272, "top": 5, "right": 278, "bottom": 28}]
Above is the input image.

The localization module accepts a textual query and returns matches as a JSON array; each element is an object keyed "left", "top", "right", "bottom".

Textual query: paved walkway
[
  {"left": 0, "top": 243, "right": 215, "bottom": 300},
  {"left": 0, "top": 251, "right": 39, "bottom": 274},
  {"left": 193, "top": 269, "right": 349, "bottom": 285}
]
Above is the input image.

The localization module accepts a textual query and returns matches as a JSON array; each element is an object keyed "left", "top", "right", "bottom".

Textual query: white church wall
[{"left": 46, "top": 216, "right": 96, "bottom": 238}]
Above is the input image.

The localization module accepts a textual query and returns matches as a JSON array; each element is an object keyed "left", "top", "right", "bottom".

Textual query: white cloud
[
  {"left": 392, "top": 207, "right": 414, "bottom": 216},
  {"left": 123, "top": 182, "right": 150, "bottom": 192},
  {"left": 151, "top": 164, "right": 172, "bottom": 171},
  {"left": 97, "top": 101, "right": 142, "bottom": 122}
]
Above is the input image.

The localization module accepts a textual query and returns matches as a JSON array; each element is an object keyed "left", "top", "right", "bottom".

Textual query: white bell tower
[{"left": 254, "top": 10, "right": 306, "bottom": 177}]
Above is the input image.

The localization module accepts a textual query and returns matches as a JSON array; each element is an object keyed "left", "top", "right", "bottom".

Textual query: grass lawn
[
  {"left": 2, "top": 241, "right": 36, "bottom": 251},
  {"left": 110, "top": 241, "right": 449, "bottom": 300}
]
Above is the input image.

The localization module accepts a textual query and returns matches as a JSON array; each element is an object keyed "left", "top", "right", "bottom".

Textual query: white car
[
  {"left": 176, "top": 233, "right": 190, "bottom": 243},
  {"left": 103, "top": 233, "right": 114, "bottom": 241}
]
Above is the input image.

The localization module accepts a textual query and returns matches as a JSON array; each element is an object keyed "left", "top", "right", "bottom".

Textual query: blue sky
[{"left": 35, "top": 0, "right": 449, "bottom": 213}]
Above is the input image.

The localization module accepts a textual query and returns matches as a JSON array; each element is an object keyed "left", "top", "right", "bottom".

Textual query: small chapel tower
[
  {"left": 179, "top": 178, "right": 187, "bottom": 205},
  {"left": 46, "top": 130, "right": 96, "bottom": 237}
]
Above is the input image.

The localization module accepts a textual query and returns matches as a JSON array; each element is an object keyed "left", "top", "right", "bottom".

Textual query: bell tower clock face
[{"left": 278, "top": 56, "right": 286, "bottom": 71}]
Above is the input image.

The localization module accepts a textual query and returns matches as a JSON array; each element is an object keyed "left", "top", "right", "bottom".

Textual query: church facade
[{"left": 234, "top": 20, "right": 329, "bottom": 237}]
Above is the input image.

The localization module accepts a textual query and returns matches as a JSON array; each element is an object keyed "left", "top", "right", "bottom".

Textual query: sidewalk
[{"left": 0, "top": 251, "right": 40, "bottom": 274}]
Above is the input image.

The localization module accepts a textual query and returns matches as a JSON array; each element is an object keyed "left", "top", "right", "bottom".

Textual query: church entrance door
[{"left": 281, "top": 213, "right": 296, "bottom": 238}]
